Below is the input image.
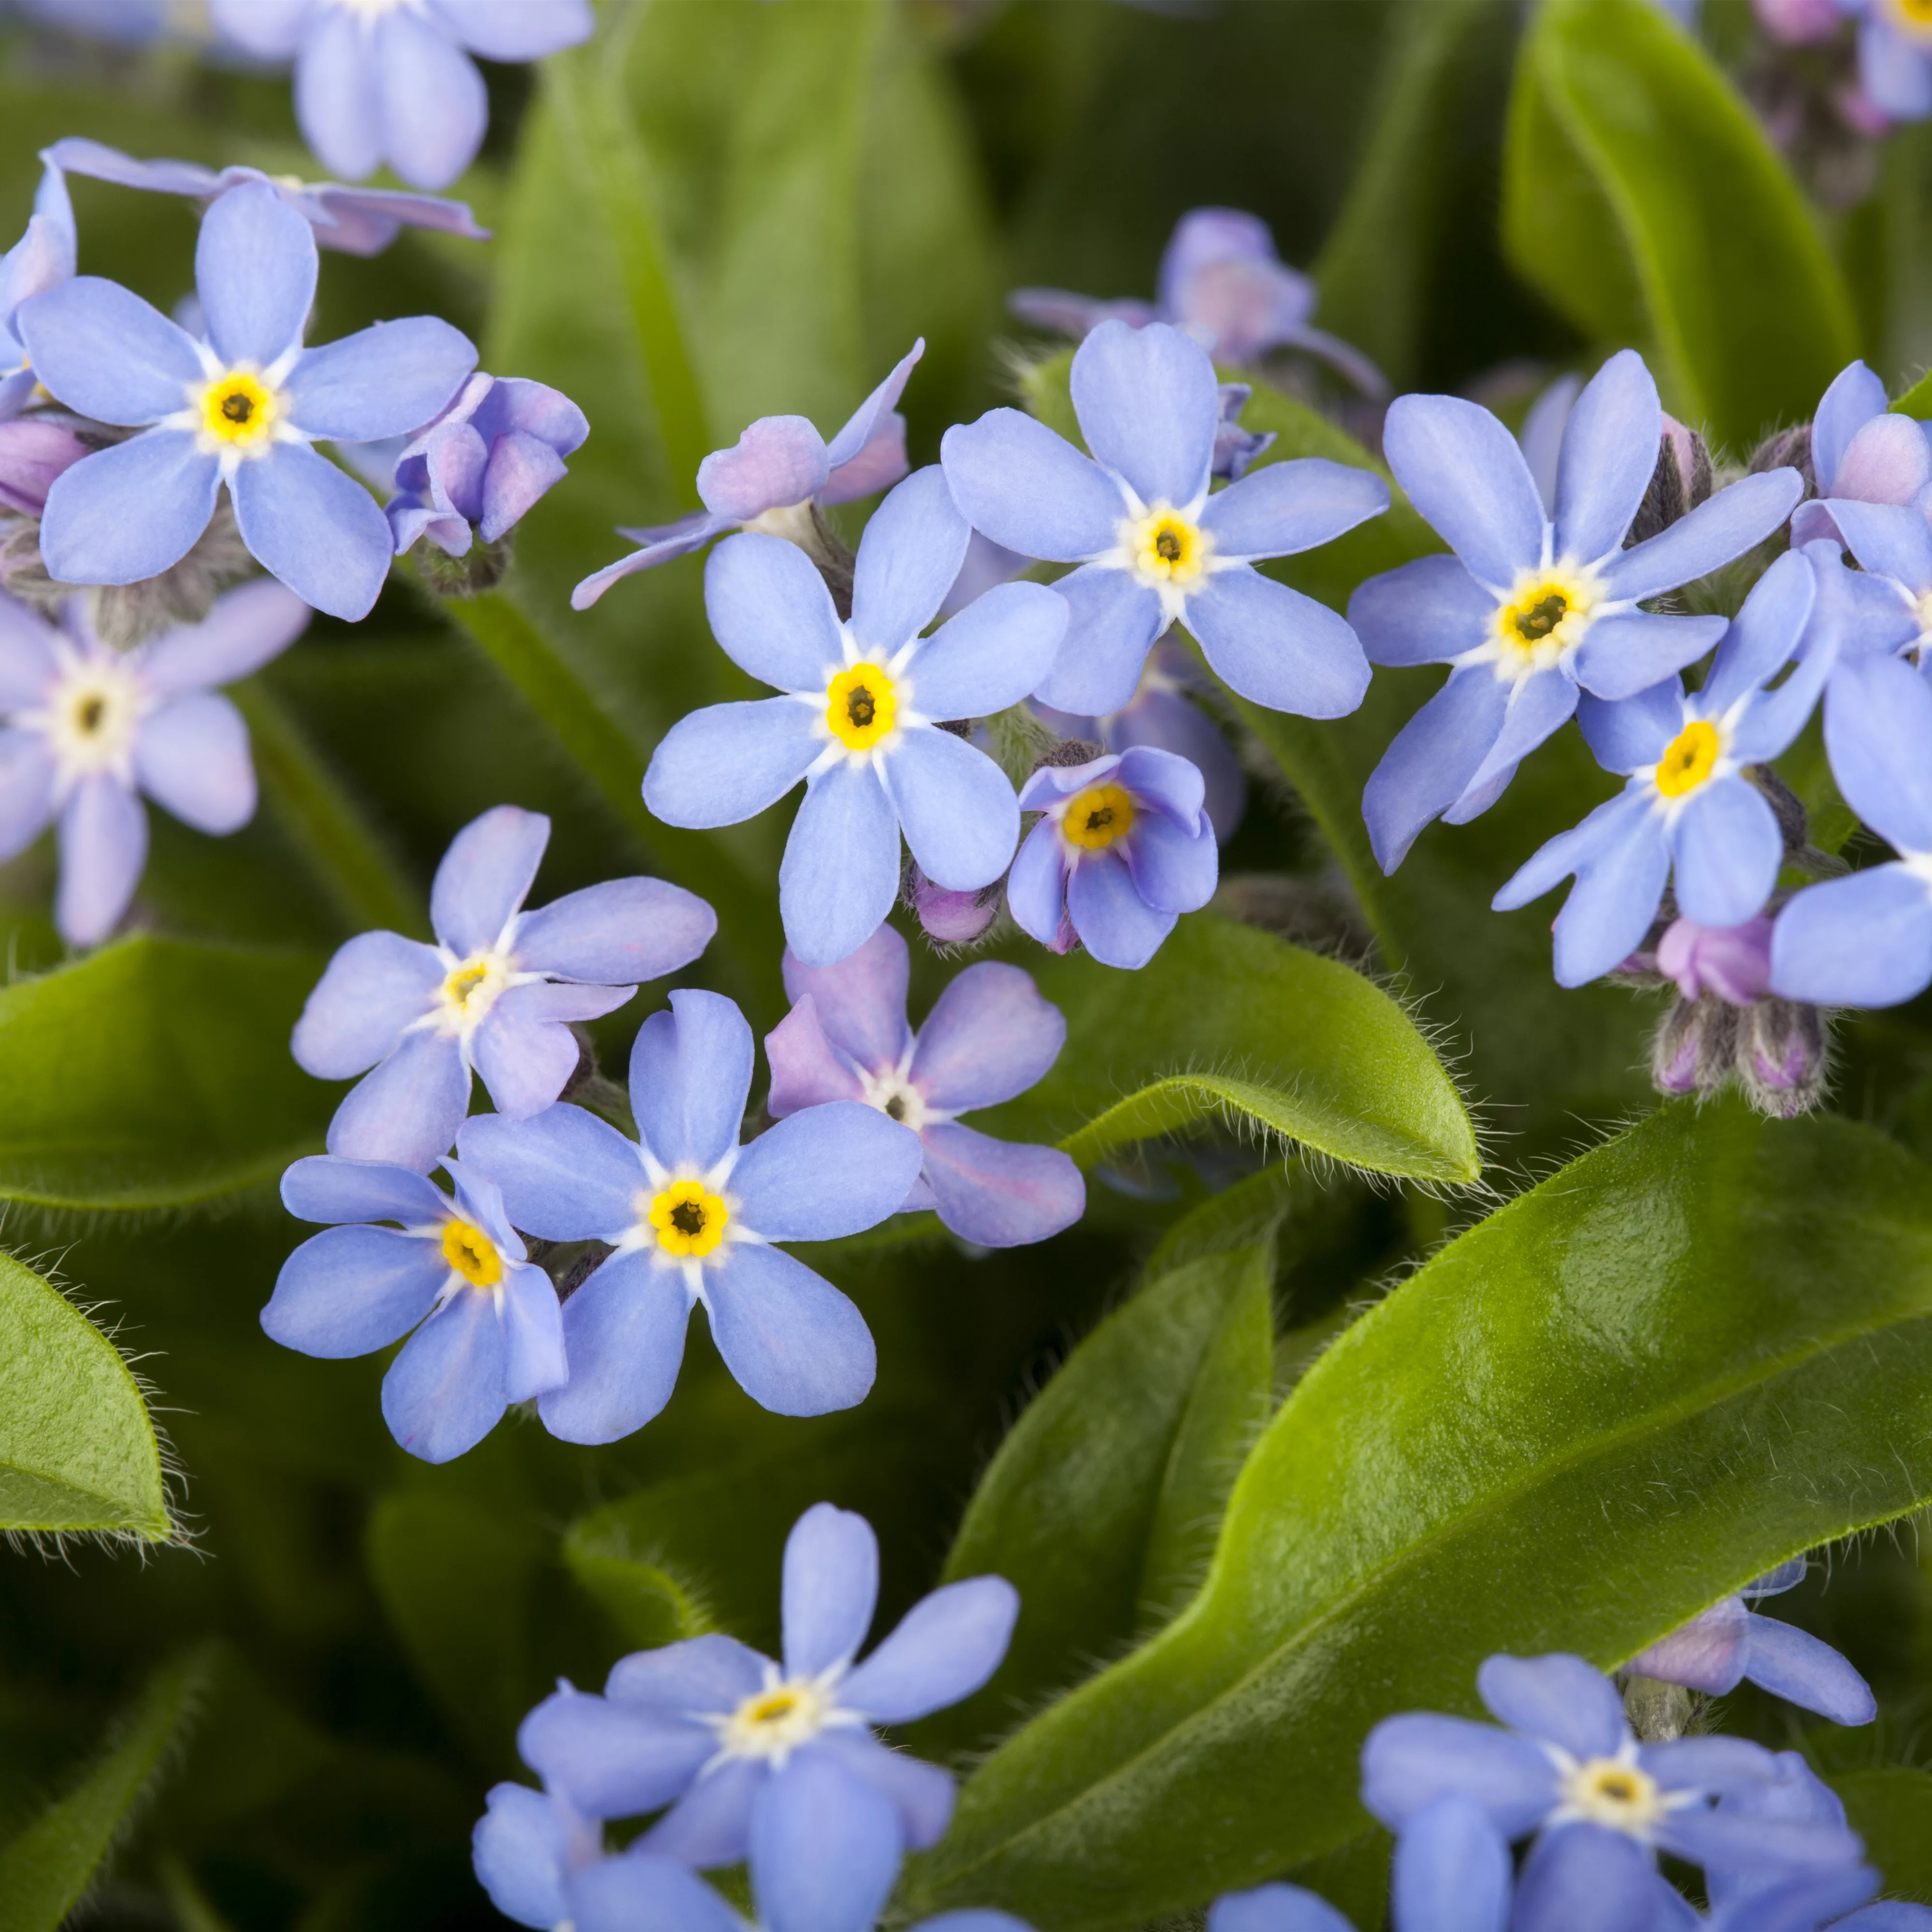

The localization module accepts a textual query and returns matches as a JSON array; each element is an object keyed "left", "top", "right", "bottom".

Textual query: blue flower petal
[
  {"left": 639, "top": 1757, "right": 764, "bottom": 1866},
  {"left": 510, "top": 876, "right": 713, "bottom": 988},
  {"left": 295, "top": 7, "right": 384, "bottom": 181},
  {"left": 631, "top": 988, "right": 753, "bottom": 1175},
  {"left": 1185, "top": 563, "right": 1370, "bottom": 718},
  {"left": 750, "top": 1749, "right": 904, "bottom": 1932},
  {"left": 886, "top": 726, "right": 1017, "bottom": 894},
  {"left": 1066, "top": 848, "right": 1177, "bottom": 969},
  {"left": 285, "top": 315, "right": 476, "bottom": 442},
  {"left": 1640, "top": 1733, "right": 1779, "bottom": 1796},
  {"left": 499, "top": 1261, "right": 568, "bottom": 1404},
  {"left": 1670, "top": 778, "right": 1782, "bottom": 930},
  {"left": 607, "top": 1633, "right": 769, "bottom": 1714},
  {"left": 813, "top": 1730, "right": 955, "bottom": 1848},
  {"left": 1520, "top": 374, "right": 1580, "bottom": 516},
  {"left": 326, "top": 1026, "right": 469, "bottom": 1172},
  {"left": 129, "top": 691, "right": 250, "bottom": 834},
  {"left": 1477, "top": 1653, "right": 1627, "bottom": 1759},
  {"left": 939, "top": 408, "right": 1122, "bottom": 562},
  {"left": 702, "top": 1244, "right": 875, "bottom": 1417},
  {"left": 1454, "top": 666, "right": 1577, "bottom": 811},
  {"left": 780, "top": 1501, "right": 880, "bottom": 1677},
  {"left": 232, "top": 441, "right": 396, "bottom": 621},
  {"left": 704, "top": 532, "right": 845, "bottom": 692},
  {"left": 537, "top": 1250, "right": 693, "bottom": 1445},
  {"left": 1392, "top": 1794, "right": 1512, "bottom": 1932},
  {"left": 1492, "top": 790, "right": 1644, "bottom": 915},
  {"left": 1624, "top": 1598, "right": 1752, "bottom": 1695},
  {"left": 280, "top": 1153, "right": 447, "bottom": 1227},
  {"left": 1599, "top": 470, "right": 1803, "bottom": 604},
  {"left": 437, "top": 0, "right": 596, "bottom": 61},
  {"left": 55, "top": 773, "right": 146, "bottom": 947},
  {"left": 1656, "top": 1804, "right": 1858, "bottom": 1877},
  {"left": 1510, "top": 1828, "right": 1678, "bottom": 1932},
  {"left": 1859, "top": 16, "right": 1932, "bottom": 120},
  {"left": 141, "top": 578, "right": 313, "bottom": 696},
  {"left": 1577, "top": 684, "right": 1682, "bottom": 776},
  {"left": 1124, "top": 806, "right": 1217, "bottom": 914},
  {"left": 572, "top": 511, "right": 733, "bottom": 610},
  {"left": 15, "top": 275, "right": 203, "bottom": 425},
  {"left": 907, "top": 581, "right": 1068, "bottom": 722},
  {"left": 1772, "top": 866, "right": 1932, "bottom": 1007},
  {"left": 1552, "top": 349, "right": 1661, "bottom": 566},
  {"left": 1006, "top": 819, "right": 1070, "bottom": 950},
  {"left": 1703, "top": 551, "right": 1816, "bottom": 716},
  {"left": 374, "top": 7, "right": 489, "bottom": 192},
  {"left": 570, "top": 1853, "right": 748, "bottom": 1932},
  {"left": 1362, "top": 668, "right": 1509, "bottom": 874},
  {"left": 911, "top": 961, "right": 1065, "bottom": 1112},
  {"left": 1348, "top": 554, "right": 1495, "bottom": 669},
  {"left": 1030, "top": 562, "right": 1165, "bottom": 716},
  {"left": 780, "top": 923, "right": 910, "bottom": 1071},
  {"left": 729, "top": 1102, "right": 923, "bottom": 1243},
  {"left": 456, "top": 1104, "right": 641, "bottom": 1240},
  {"left": 646, "top": 696, "right": 825, "bottom": 832},
  {"left": 1208, "top": 1884, "right": 1352, "bottom": 1932},
  {"left": 472, "top": 1783, "right": 571, "bottom": 1932},
  {"left": 262, "top": 1223, "right": 445, "bottom": 1358},
  {"left": 850, "top": 465, "right": 970, "bottom": 657},
  {"left": 1069, "top": 319, "right": 1218, "bottom": 511},
  {"left": 39, "top": 431, "right": 220, "bottom": 587},
  {"left": 1572, "top": 612, "right": 1728, "bottom": 703},
  {"left": 919, "top": 1122, "right": 1084, "bottom": 1247},
  {"left": 381, "top": 1286, "right": 508, "bottom": 1463},
  {"left": 1199, "top": 457, "right": 1388, "bottom": 561},
  {"left": 1359, "top": 1711, "right": 1555, "bottom": 1839},
  {"left": 0, "top": 732, "right": 56, "bottom": 863},
  {"left": 780, "top": 760, "right": 902, "bottom": 968},
  {"left": 196, "top": 181, "right": 315, "bottom": 367},
  {"left": 521, "top": 1681, "right": 715, "bottom": 1817},
  {"left": 1812, "top": 361, "right": 1888, "bottom": 491},
  {"left": 1822, "top": 497, "right": 1932, "bottom": 594},
  {"left": 840, "top": 1574, "right": 1018, "bottom": 1723},
  {"left": 1740, "top": 1615, "right": 1876, "bottom": 1726},
  {"left": 1550, "top": 810, "right": 1671, "bottom": 987},
  {"left": 824, "top": 337, "right": 925, "bottom": 474},
  {"left": 1821, "top": 653, "right": 1932, "bottom": 852},
  {"left": 1382, "top": 393, "right": 1545, "bottom": 592},
  {"left": 431, "top": 803, "right": 547, "bottom": 956},
  {"left": 766, "top": 999, "right": 867, "bottom": 1115}
]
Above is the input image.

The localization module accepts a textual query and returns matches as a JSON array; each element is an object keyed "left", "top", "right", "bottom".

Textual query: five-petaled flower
[
  {"left": 511, "top": 1503, "right": 1017, "bottom": 1924},
  {"left": 942, "top": 319, "right": 1388, "bottom": 719},
  {"left": 456, "top": 991, "right": 925, "bottom": 1441},
  {"left": 765, "top": 923, "right": 1085, "bottom": 1248},
  {"left": 643, "top": 465, "right": 1067, "bottom": 967},
  {"left": 1493, "top": 547, "right": 1836, "bottom": 987},
  {"left": 0, "top": 157, "right": 73, "bottom": 422},
  {"left": 1010, "top": 745, "right": 1219, "bottom": 969},
  {"left": 0, "top": 578, "right": 310, "bottom": 945},
  {"left": 264, "top": 1152, "right": 567, "bottom": 1463},
  {"left": 17, "top": 180, "right": 478, "bottom": 619},
  {"left": 292, "top": 803, "right": 715, "bottom": 1174},
  {"left": 209, "top": 0, "right": 595, "bottom": 192},
  {"left": 1352, "top": 348, "right": 1803, "bottom": 872}
]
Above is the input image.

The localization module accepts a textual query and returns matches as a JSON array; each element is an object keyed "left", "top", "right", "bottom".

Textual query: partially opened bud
[
  {"left": 905, "top": 864, "right": 1002, "bottom": 948},
  {"left": 1626, "top": 413, "right": 1714, "bottom": 544},
  {"left": 0, "top": 413, "right": 92, "bottom": 516}
]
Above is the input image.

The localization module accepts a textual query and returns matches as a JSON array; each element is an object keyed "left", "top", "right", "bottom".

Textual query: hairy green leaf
[
  {"left": 1503, "top": 0, "right": 1855, "bottom": 448},
  {"left": 0, "top": 937, "right": 331, "bottom": 1215},
  {"left": 907, "top": 1102, "right": 1932, "bottom": 1929}
]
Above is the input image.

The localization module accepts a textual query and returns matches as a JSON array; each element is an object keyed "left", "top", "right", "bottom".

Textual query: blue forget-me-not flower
[
  {"left": 1830, "top": 0, "right": 1932, "bottom": 123},
  {"left": 1790, "top": 360, "right": 1932, "bottom": 550},
  {"left": 942, "top": 319, "right": 1388, "bottom": 718},
  {"left": 1009, "top": 745, "right": 1219, "bottom": 970},
  {"left": 1493, "top": 546, "right": 1836, "bottom": 987},
  {"left": 17, "top": 180, "right": 477, "bottom": 619},
  {"left": 209, "top": 0, "right": 594, "bottom": 192},
  {"left": 293, "top": 803, "right": 715, "bottom": 1174},
  {"left": 643, "top": 466, "right": 1067, "bottom": 968},
  {"left": 264, "top": 1153, "right": 567, "bottom": 1463},
  {"left": 510, "top": 1503, "right": 1017, "bottom": 1924},
  {"left": 0, "top": 579, "right": 309, "bottom": 946},
  {"left": 1354, "top": 348, "right": 1803, "bottom": 871},
  {"left": 457, "top": 992, "right": 924, "bottom": 1440},
  {"left": 765, "top": 923, "right": 1085, "bottom": 1249},
  {"left": 0, "top": 158, "right": 73, "bottom": 422},
  {"left": 574, "top": 341, "right": 925, "bottom": 610}
]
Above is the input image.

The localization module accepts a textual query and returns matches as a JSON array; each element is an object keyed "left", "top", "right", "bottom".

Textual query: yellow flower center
[
  {"left": 441, "top": 1218, "right": 502, "bottom": 1288},
  {"left": 649, "top": 1179, "right": 729, "bottom": 1259},
  {"left": 1493, "top": 568, "right": 1597, "bottom": 670},
  {"left": 1060, "top": 781, "right": 1136, "bottom": 851},
  {"left": 1654, "top": 720, "right": 1719, "bottom": 798},
  {"left": 1890, "top": 0, "right": 1932, "bottom": 37},
  {"left": 1125, "top": 506, "right": 1210, "bottom": 587},
  {"left": 1563, "top": 1758, "right": 1666, "bottom": 1834},
  {"left": 825, "top": 664, "right": 898, "bottom": 753},
  {"left": 197, "top": 370, "right": 280, "bottom": 451}
]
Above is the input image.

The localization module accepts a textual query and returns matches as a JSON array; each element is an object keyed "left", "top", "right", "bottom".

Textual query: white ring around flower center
[
  {"left": 36, "top": 647, "right": 147, "bottom": 788},
  {"left": 857, "top": 1063, "right": 936, "bottom": 1132},
  {"left": 715, "top": 1670, "right": 844, "bottom": 1768},
  {"left": 431, "top": 949, "right": 517, "bottom": 1037},
  {"left": 1557, "top": 1753, "right": 1668, "bottom": 1836}
]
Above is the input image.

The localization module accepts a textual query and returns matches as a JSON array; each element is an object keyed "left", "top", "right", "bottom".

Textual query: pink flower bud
[
  {"left": 0, "top": 415, "right": 92, "bottom": 517},
  {"left": 1752, "top": 0, "right": 1841, "bottom": 46}
]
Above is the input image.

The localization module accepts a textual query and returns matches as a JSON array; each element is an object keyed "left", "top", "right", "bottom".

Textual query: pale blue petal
[
  {"left": 467, "top": 995, "right": 578, "bottom": 1133},
  {"left": 38, "top": 431, "right": 219, "bottom": 587},
  {"left": 431, "top": 0, "right": 595, "bottom": 59},
  {"left": 1362, "top": 669, "right": 1509, "bottom": 874},
  {"left": 325, "top": 1028, "right": 469, "bottom": 1172},
  {"left": 469, "top": 1106, "right": 636, "bottom": 1242},
  {"left": 537, "top": 1250, "right": 693, "bottom": 1445},
  {"left": 849, "top": 466, "right": 970, "bottom": 657},
  {"left": 520, "top": 1682, "right": 711, "bottom": 1816},
  {"left": 284, "top": 316, "right": 476, "bottom": 441},
  {"left": 840, "top": 1575, "right": 1018, "bottom": 1723},
  {"left": 134, "top": 692, "right": 254, "bottom": 834},
  {"left": 0, "top": 600, "right": 56, "bottom": 707},
  {"left": 261, "top": 1223, "right": 445, "bottom": 1357},
  {"left": 374, "top": 8, "right": 489, "bottom": 192},
  {"left": 781, "top": 1502, "right": 880, "bottom": 1678},
  {"left": 0, "top": 731, "right": 55, "bottom": 862},
  {"left": 280, "top": 1153, "right": 447, "bottom": 1227},
  {"left": 907, "top": 581, "right": 1067, "bottom": 721},
  {"left": 1772, "top": 867, "right": 1932, "bottom": 1007},
  {"left": 1656, "top": 1804, "right": 1858, "bottom": 1875},
  {"left": 1479, "top": 1654, "right": 1628, "bottom": 1758},
  {"left": 1600, "top": 470, "right": 1803, "bottom": 603},
  {"left": 639, "top": 1758, "right": 763, "bottom": 1865},
  {"left": 1519, "top": 374, "right": 1580, "bottom": 516},
  {"left": 918, "top": 1123, "right": 1084, "bottom": 1247},
  {"left": 1740, "top": 1616, "right": 1875, "bottom": 1725},
  {"left": 512, "top": 876, "right": 716, "bottom": 985},
  {"left": 1826, "top": 497, "right": 1932, "bottom": 593},
  {"left": 1029, "top": 563, "right": 1165, "bottom": 716},
  {"left": 1821, "top": 651, "right": 1932, "bottom": 849},
  {"left": 291, "top": 930, "right": 442, "bottom": 1080},
  {"left": 1069, "top": 319, "right": 1218, "bottom": 510},
  {"left": 1393, "top": 1795, "right": 1512, "bottom": 1932},
  {"left": 812, "top": 1731, "right": 954, "bottom": 1848},
  {"left": 780, "top": 923, "right": 910, "bottom": 1072},
  {"left": 1625, "top": 1599, "right": 1752, "bottom": 1695},
  {"left": 886, "top": 727, "right": 1018, "bottom": 893},
  {"left": 702, "top": 1244, "right": 875, "bottom": 1417},
  {"left": 382, "top": 1285, "right": 508, "bottom": 1462},
  {"left": 938, "top": 409, "right": 1121, "bottom": 561},
  {"left": 750, "top": 1750, "right": 903, "bottom": 1932},
  {"left": 15, "top": 276, "right": 202, "bottom": 425},
  {"left": 1125, "top": 807, "right": 1218, "bottom": 912},
  {"left": 231, "top": 442, "right": 395, "bottom": 621},
  {"left": 1110, "top": 685, "right": 1246, "bottom": 840},
  {"left": 140, "top": 578, "right": 313, "bottom": 698},
  {"left": 606, "top": 1632, "right": 768, "bottom": 1712},
  {"left": 1577, "top": 684, "right": 1682, "bottom": 775},
  {"left": 630, "top": 988, "right": 752, "bottom": 1175},
  {"left": 1549, "top": 812, "right": 1672, "bottom": 987},
  {"left": 1701, "top": 548, "right": 1816, "bottom": 715},
  {"left": 1381, "top": 393, "right": 1546, "bottom": 591},
  {"left": 912, "top": 961, "right": 1065, "bottom": 1111},
  {"left": 196, "top": 181, "right": 315, "bottom": 368},
  {"left": 1456, "top": 667, "right": 1577, "bottom": 808},
  {"left": 766, "top": 999, "right": 868, "bottom": 1115},
  {"left": 497, "top": 1260, "right": 567, "bottom": 1403},
  {"left": 704, "top": 532, "right": 846, "bottom": 691},
  {"left": 1005, "top": 820, "right": 1070, "bottom": 950},
  {"left": 644, "top": 698, "right": 822, "bottom": 829},
  {"left": 55, "top": 774, "right": 146, "bottom": 947},
  {"left": 571, "top": 514, "right": 732, "bottom": 610},
  {"left": 1198, "top": 457, "right": 1388, "bottom": 561},
  {"left": 781, "top": 762, "right": 902, "bottom": 969},
  {"left": 1185, "top": 564, "right": 1370, "bottom": 718},
  {"left": 1359, "top": 1712, "right": 1555, "bottom": 1837},
  {"left": 570, "top": 1854, "right": 747, "bottom": 1932},
  {"left": 1067, "top": 849, "right": 1177, "bottom": 969},
  {"left": 824, "top": 338, "right": 924, "bottom": 474},
  {"left": 1208, "top": 1885, "right": 1351, "bottom": 1932},
  {"left": 1493, "top": 791, "right": 1645, "bottom": 913},
  {"left": 1670, "top": 779, "right": 1782, "bottom": 929},
  {"left": 1349, "top": 554, "right": 1497, "bottom": 668},
  {"left": 1572, "top": 612, "right": 1727, "bottom": 702},
  {"left": 432, "top": 803, "right": 548, "bottom": 956},
  {"left": 1812, "top": 361, "right": 1889, "bottom": 491},
  {"left": 1510, "top": 1829, "right": 1679, "bottom": 1932},
  {"left": 729, "top": 1102, "right": 924, "bottom": 1242},
  {"left": 472, "top": 1783, "right": 570, "bottom": 1932},
  {"left": 1552, "top": 348, "right": 1661, "bottom": 565},
  {"left": 295, "top": 8, "right": 383, "bottom": 182},
  {"left": 1860, "top": 18, "right": 1932, "bottom": 120}
]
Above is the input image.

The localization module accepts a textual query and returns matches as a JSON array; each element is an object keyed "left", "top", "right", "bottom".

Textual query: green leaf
[
  {"left": 0, "top": 937, "right": 331, "bottom": 1215},
  {"left": 1828, "top": 1768, "right": 1932, "bottom": 1904},
  {"left": 988, "top": 914, "right": 1478, "bottom": 1187},
  {"left": 1502, "top": 0, "right": 1856, "bottom": 449},
  {"left": 921, "top": 1241, "right": 1276, "bottom": 1756},
  {"left": 0, "top": 1648, "right": 212, "bottom": 1932},
  {"left": 906, "top": 1101, "right": 1932, "bottom": 1930}
]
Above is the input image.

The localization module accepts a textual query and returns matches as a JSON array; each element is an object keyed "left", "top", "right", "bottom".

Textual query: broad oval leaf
[
  {"left": 904, "top": 1101, "right": 1932, "bottom": 1930},
  {"left": 0, "top": 936, "right": 331, "bottom": 1215},
  {"left": 1502, "top": 0, "right": 1856, "bottom": 449},
  {"left": 0, "top": 1252, "right": 171, "bottom": 1540}
]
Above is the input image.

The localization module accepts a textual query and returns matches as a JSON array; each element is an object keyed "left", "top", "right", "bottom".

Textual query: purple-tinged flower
[
  {"left": 457, "top": 992, "right": 923, "bottom": 1438},
  {"left": 906, "top": 870, "right": 1003, "bottom": 947},
  {"left": 1626, "top": 1559, "right": 1876, "bottom": 1727},
  {"left": 1831, "top": 0, "right": 1932, "bottom": 121},
  {"left": 644, "top": 467, "right": 1066, "bottom": 968},
  {"left": 1790, "top": 362, "right": 1932, "bottom": 549},
  {"left": 1706, "top": 1756, "right": 1884, "bottom": 1931},
  {"left": 1009, "top": 207, "right": 1387, "bottom": 397},
  {"left": 1211, "top": 382, "right": 1278, "bottom": 482},
  {"left": 0, "top": 578, "right": 308, "bottom": 945},
  {"left": 1756, "top": 0, "right": 1843, "bottom": 43},
  {"left": 1009, "top": 745, "right": 1219, "bottom": 969},
  {"left": 1036, "top": 633, "right": 1247, "bottom": 841},
  {"left": 293, "top": 803, "right": 713, "bottom": 1174},
  {"left": 209, "top": 0, "right": 594, "bottom": 191},
  {"left": 1771, "top": 651, "right": 1932, "bottom": 1005},
  {"left": 517, "top": 1503, "right": 1016, "bottom": 1919},
  {"left": 1494, "top": 547, "right": 1833, "bottom": 988},
  {"left": 1637, "top": 914, "right": 1779, "bottom": 1005},
  {"left": 264, "top": 1153, "right": 567, "bottom": 1463},
  {"left": 1798, "top": 497, "right": 1932, "bottom": 692},
  {"left": 574, "top": 342, "right": 924, "bottom": 610},
  {"left": 0, "top": 414, "right": 92, "bottom": 518},
  {"left": 41, "top": 137, "right": 490, "bottom": 256},
  {"left": 943, "top": 320, "right": 1387, "bottom": 718},
  {"left": 386, "top": 373, "right": 588, "bottom": 557},
  {"left": 1361, "top": 1652, "right": 1861, "bottom": 1885},
  {"left": 17, "top": 182, "right": 477, "bottom": 620},
  {"left": 0, "top": 158, "right": 74, "bottom": 423},
  {"left": 765, "top": 924, "right": 1084, "bottom": 1248},
  {"left": 1209, "top": 1797, "right": 1512, "bottom": 1932},
  {"left": 1358, "top": 349, "right": 1804, "bottom": 872}
]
